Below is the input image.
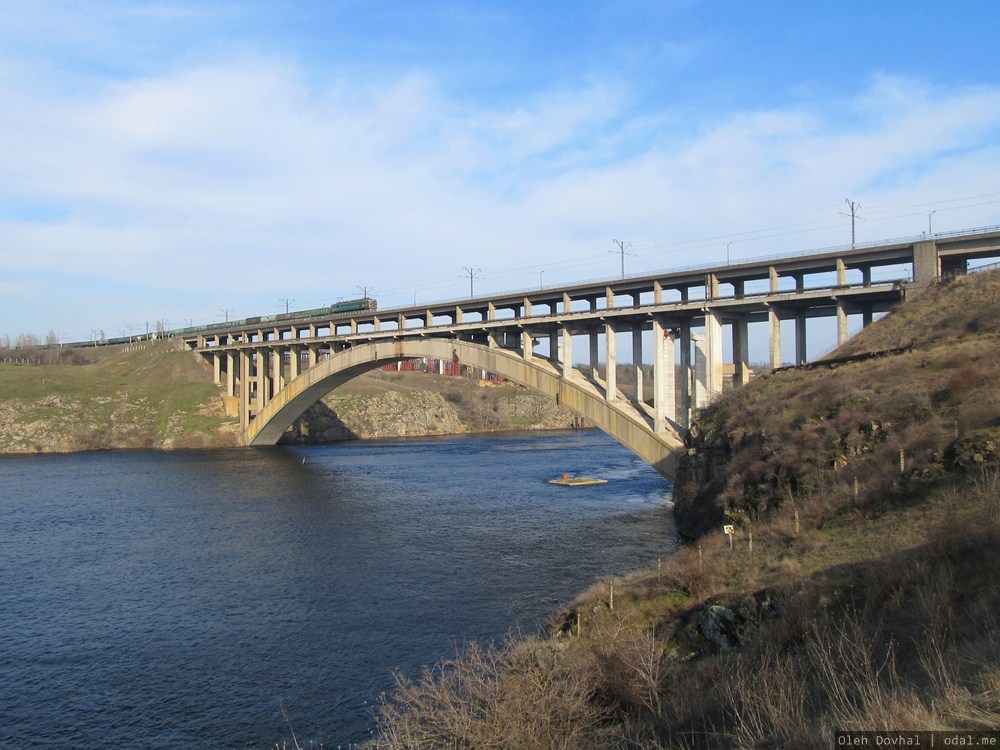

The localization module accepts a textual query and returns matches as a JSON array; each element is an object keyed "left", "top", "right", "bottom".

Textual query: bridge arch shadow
[{"left": 246, "top": 339, "right": 682, "bottom": 480}]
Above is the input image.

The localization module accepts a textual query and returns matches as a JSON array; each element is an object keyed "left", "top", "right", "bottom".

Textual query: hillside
[
  {"left": 368, "top": 270, "right": 1000, "bottom": 749},
  {"left": 0, "top": 343, "right": 584, "bottom": 453}
]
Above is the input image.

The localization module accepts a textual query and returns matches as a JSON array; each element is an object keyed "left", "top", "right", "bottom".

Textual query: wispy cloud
[{"left": 1, "top": 5, "right": 999, "bottom": 338}]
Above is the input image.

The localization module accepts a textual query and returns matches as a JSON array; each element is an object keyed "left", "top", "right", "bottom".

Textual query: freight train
[{"left": 71, "top": 297, "right": 378, "bottom": 347}]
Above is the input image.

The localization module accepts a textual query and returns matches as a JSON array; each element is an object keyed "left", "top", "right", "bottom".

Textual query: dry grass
[{"left": 369, "top": 470, "right": 1000, "bottom": 749}]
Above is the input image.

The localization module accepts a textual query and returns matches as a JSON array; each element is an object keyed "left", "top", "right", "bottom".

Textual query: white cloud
[{"left": 1, "top": 57, "right": 999, "bottom": 339}]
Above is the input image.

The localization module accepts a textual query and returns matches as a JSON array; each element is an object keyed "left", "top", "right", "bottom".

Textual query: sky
[{"left": 3, "top": 1, "right": 1000, "bottom": 343}]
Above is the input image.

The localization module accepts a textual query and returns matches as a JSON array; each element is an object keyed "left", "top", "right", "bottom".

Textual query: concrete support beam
[
  {"left": 289, "top": 346, "right": 301, "bottom": 380},
  {"left": 521, "top": 330, "right": 534, "bottom": 360},
  {"left": 679, "top": 321, "right": 692, "bottom": 427},
  {"left": 522, "top": 298, "right": 532, "bottom": 317},
  {"left": 560, "top": 327, "right": 573, "bottom": 380},
  {"left": 703, "top": 309, "right": 724, "bottom": 401},
  {"left": 308, "top": 345, "right": 318, "bottom": 369},
  {"left": 240, "top": 350, "right": 251, "bottom": 431},
  {"left": 693, "top": 332, "right": 706, "bottom": 410},
  {"left": 256, "top": 350, "right": 269, "bottom": 410},
  {"left": 562, "top": 292, "right": 572, "bottom": 314},
  {"left": 861, "top": 267, "right": 872, "bottom": 287},
  {"left": 549, "top": 331, "right": 558, "bottom": 364},
  {"left": 488, "top": 302, "right": 496, "bottom": 321},
  {"left": 605, "top": 324, "right": 617, "bottom": 400},
  {"left": 654, "top": 280, "right": 663, "bottom": 305},
  {"left": 632, "top": 327, "right": 644, "bottom": 404},
  {"left": 837, "top": 300, "right": 849, "bottom": 346},
  {"left": 652, "top": 319, "right": 674, "bottom": 431},
  {"left": 606, "top": 287, "right": 615, "bottom": 309},
  {"left": 454, "top": 306, "right": 463, "bottom": 325},
  {"left": 226, "top": 352, "right": 235, "bottom": 397},
  {"left": 589, "top": 331, "right": 599, "bottom": 376},
  {"left": 272, "top": 349, "right": 283, "bottom": 392},
  {"left": 795, "top": 309, "right": 807, "bottom": 365},
  {"left": 863, "top": 305, "right": 874, "bottom": 327},
  {"left": 769, "top": 305, "right": 782, "bottom": 370},
  {"left": 769, "top": 266, "right": 780, "bottom": 293},
  {"left": 913, "top": 240, "right": 939, "bottom": 283},
  {"left": 705, "top": 273, "right": 719, "bottom": 300},
  {"left": 213, "top": 352, "right": 221, "bottom": 384},
  {"left": 836, "top": 257, "right": 847, "bottom": 287},
  {"left": 734, "top": 316, "right": 750, "bottom": 386}
]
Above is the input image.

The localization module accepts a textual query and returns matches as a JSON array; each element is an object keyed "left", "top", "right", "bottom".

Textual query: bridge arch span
[{"left": 245, "top": 339, "right": 682, "bottom": 479}]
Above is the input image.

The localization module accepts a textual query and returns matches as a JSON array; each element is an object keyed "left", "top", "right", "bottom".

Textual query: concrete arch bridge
[{"left": 184, "top": 230, "right": 1000, "bottom": 479}]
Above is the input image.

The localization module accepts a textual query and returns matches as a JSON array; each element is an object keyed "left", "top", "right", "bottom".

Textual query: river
[{"left": 0, "top": 430, "right": 676, "bottom": 748}]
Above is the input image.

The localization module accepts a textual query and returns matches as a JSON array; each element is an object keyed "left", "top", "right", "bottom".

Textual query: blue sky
[{"left": 3, "top": 0, "right": 1000, "bottom": 342}]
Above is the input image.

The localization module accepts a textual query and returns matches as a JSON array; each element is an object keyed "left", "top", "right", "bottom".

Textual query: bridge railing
[{"left": 369, "top": 225, "right": 1000, "bottom": 314}]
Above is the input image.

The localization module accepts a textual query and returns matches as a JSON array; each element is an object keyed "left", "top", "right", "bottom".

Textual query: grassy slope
[
  {"left": 368, "top": 271, "right": 1000, "bottom": 749},
  {"left": 0, "top": 340, "right": 240, "bottom": 451}
]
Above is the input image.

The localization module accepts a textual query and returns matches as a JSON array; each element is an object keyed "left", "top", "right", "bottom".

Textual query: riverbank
[
  {"left": 0, "top": 342, "right": 585, "bottom": 453},
  {"left": 367, "top": 270, "right": 1000, "bottom": 748}
]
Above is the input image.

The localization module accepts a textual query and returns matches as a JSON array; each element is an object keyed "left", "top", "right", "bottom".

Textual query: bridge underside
[{"left": 244, "top": 339, "right": 685, "bottom": 480}]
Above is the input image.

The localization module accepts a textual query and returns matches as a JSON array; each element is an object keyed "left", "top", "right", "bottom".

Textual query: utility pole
[
  {"left": 841, "top": 199, "right": 863, "bottom": 249},
  {"left": 278, "top": 298, "right": 295, "bottom": 314},
  {"left": 611, "top": 239, "right": 635, "bottom": 279},
  {"left": 463, "top": 267, "right": 480, "bottom": 298},
  {"left": 356, "top": 285, "right": 374, "bottom": 302},
  {"left": 724, "top": 241, "right": 734, "bottom": 265},
  {"left": 220, "top": 308, "right": 232, "bottom": 322},
  {"left": 923, "top": 210, "right": 936, "bottom": 237}
]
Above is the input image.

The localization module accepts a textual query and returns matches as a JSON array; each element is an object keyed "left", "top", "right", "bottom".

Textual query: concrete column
[
  {"left": 793, "top": 273, "right": 805, "bottom": 293},
  {"left": 560, "top": 327, "right": 573, "bottom": 380},
  {"left": 862, "top": 305, "right": 874, "bottom": 327},
  {"left": 769, "top": 305, "right": 782, "bottom": 370},
  {"left": 795, "top": 310, "right": 807, "bottom": 365},
  {"left": 652, "top": 319, "right": 674, "bottom": 431},
  {"left": 425, "top": 310, "right": 434, "bottom": 327},
  {"left": 213, "top": 352, "right": 222, "bottom": 384},
  {"left": 606, "top": 287, "right": 615, "bottom": 309},
  {"left": 272, "top": 348, "right": 283, "bottom": 392},
  {"left": 632, "top": 327, "right": 644, "bottom": 404},
  {"left": 837, "top": 300, "right": 849, "bottom": 346},
  {"left": 654, "top": 280, "right": 663, "bottom": 305},
  {"left": 734, "top": 316, "right": 750, "bottom": 386},
  {"left": 693, "top": 332, "right": 707, "bottom": 409},
  {"left": 705, "top": 273, "right": 719, "bottom": 300},
  {"left": 488, "top": 302, "right": 496, "bottom": 321},
  {"left": 704, "top": 310, "right": 724, "bottom": 401},
  {"left": 289, "top": 345, "right": 301, "bottom": 379},
  {"left": 836, "top": 257, "right": 847, "bottom": 287},
  {"left": 861, "top": 267, "right": 872, "bottom": 287},
  {"left": 372, "top": 316, "right": 381, "bottom": 332},
  {"left": 679, "top": 321, "right": 692, "bottom": 427},
  {"left": 733, "top": 280, "right": 745, "bottom": 300},
  {"left": 769, "top": 266, "right": 780, "bottom": 293},
  {"left": 521, "top": 330, "right": 534, "bottom": 360},
  {"left": 256, "top": 350, "right": 268, "bottom": 410},
  {"left": 308, "top": 345, "right": 318, "bottom": 369},
  {"left": 549, "top": 331, "right": 558, "bottom": 363},
  {"left": 226, "top": 352, "right": 235, "bottom": 397},
  {"left": 913, "top": 240, "right": 939, "bottom": 283},
  {"left": 522, "top": 298, "right": 532, "bottom": 317},
  {"left": 454, "top": 306, "right": 463, "bottom": 325},
  {"left": 240, "top": 350, "right": 251, "bottom": 431},
  {"left": 605, "top": 324, "right": 617, "bottom": 400},
  {"left": 562, "top": 292, "right": 572, "bottom": 314},
  {"left": 589, "top": 331, "right": 599, "bottom": 377}
]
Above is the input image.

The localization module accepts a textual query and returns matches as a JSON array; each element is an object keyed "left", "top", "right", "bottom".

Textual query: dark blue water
[{"left": 0, "top": 430, "right": 676, "bottom": 748}]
